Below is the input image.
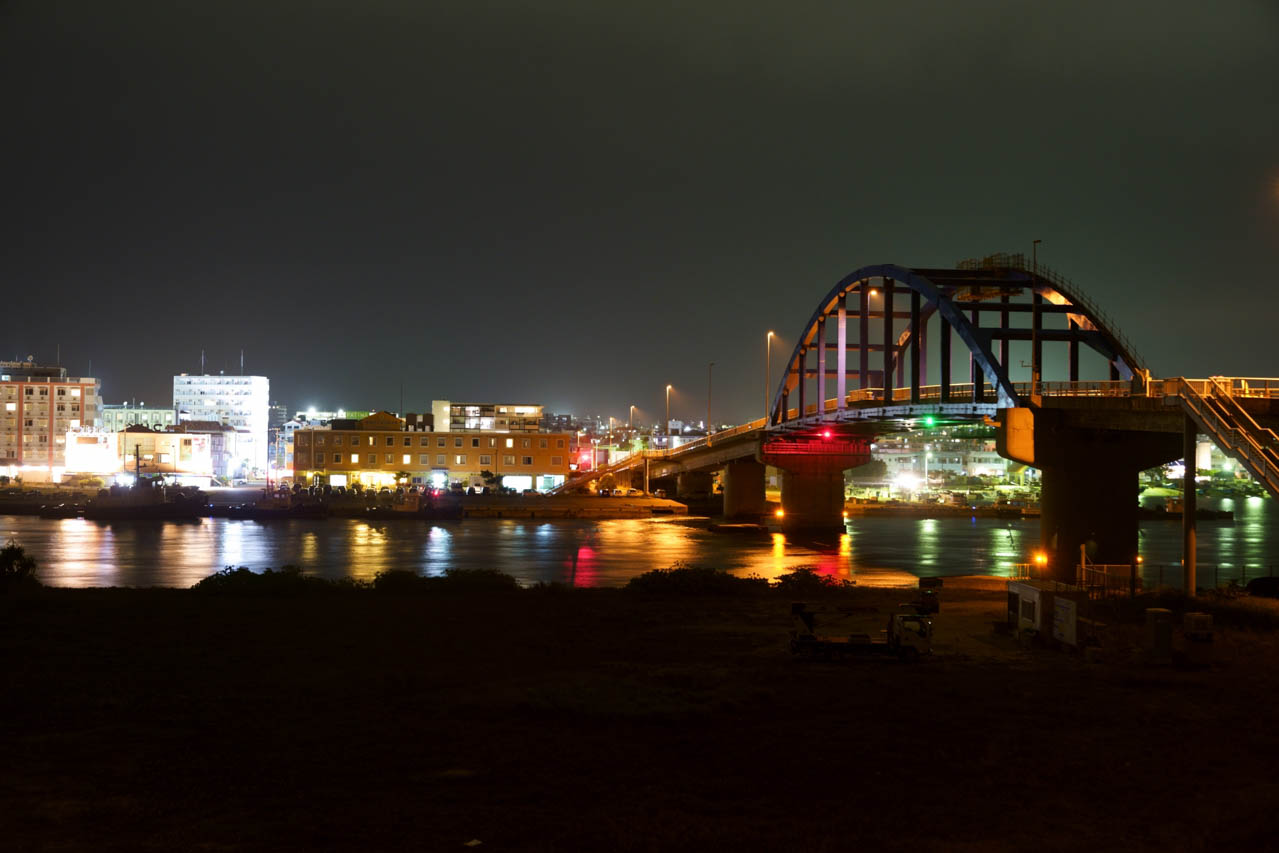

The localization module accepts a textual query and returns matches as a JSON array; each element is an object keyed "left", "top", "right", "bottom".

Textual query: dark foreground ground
[{"left": 6, "top": 578, "right": 1279, "bottom": 852}]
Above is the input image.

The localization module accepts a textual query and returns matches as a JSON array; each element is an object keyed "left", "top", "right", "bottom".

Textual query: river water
[{"left": 4, "top": 497, "right": 1275, "bottom": 589}]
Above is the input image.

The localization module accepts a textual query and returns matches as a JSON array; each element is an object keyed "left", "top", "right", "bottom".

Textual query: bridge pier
[
  {"left": 762, "top": 434, "right": 870, "bottom": 536},
  {"left": 999, "top": 407, "right": 1181, "bottom": 582},
  {"left": 722, "top": 459, "right": 767, "bottom": 520},
  {"left": 676, "top": 471, "right": 713, "bottom": 500},
  {"left": 779, "top": 470, "right": 845, "bottom": 535}
]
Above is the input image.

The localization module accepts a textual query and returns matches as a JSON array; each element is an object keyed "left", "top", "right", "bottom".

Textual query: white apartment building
[
  {"left": 174, "top": 373, "right": 270, "bottom": 473},
  {"left": 101, "top": 403, "right": 178, "bottom": 433},
  {"left": 432, "top": 400, "right": 543, "bottom": 433},
  {"left": 0, "top": 360, "right": 101, "bottom": 482}
]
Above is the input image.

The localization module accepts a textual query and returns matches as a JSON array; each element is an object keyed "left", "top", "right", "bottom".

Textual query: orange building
[{"left": 291, "top": 411, "right": 573, "bottom": 491}]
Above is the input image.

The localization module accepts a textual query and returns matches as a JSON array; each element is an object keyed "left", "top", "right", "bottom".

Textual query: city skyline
[{"left": 5, "top": 1, "right": 1278, "bottom": 423}]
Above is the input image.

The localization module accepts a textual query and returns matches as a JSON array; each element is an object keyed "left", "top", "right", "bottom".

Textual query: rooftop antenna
[
  {"left": 201, "top": 349, "right": 206, "bottom": 374},
  {"left": 240, "top": 349, "right": 244, "bottom": 375},
  {"left": 400, "top": 379, "right": 404, "bottom": 417},
  {"left": 56, "top": 343, "right": 61, "bottom": 365}
]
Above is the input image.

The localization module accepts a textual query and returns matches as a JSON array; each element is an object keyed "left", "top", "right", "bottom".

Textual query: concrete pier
[
  {"left": 999, "top": 406, "right": 1181, "bottom": 582},
  {"left": 721, "top": 459, "right": 767, "bottom": 520}
]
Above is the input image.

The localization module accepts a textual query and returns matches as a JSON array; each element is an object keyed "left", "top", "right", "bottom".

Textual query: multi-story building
[
  {"left": 173, "top": 373, "right": 270, "bottom": 474},
  {"left": 0, "top": 360, "right": 101, "bottom": 482},
  {"left": 292, "top": 411, "right": 573, "bottom": 492},
  {"left": 101, "top": 403, "right": 178, "bottom": 433},
  {"left": 432, "top": 400, "right": 544, "bottom": 433}
]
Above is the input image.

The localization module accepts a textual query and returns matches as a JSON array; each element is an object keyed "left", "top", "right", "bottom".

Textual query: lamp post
[
  {"left": 665, "top": 384, "right": 672, "bottom": 450},
  {"left": 629, "top": 405, "right": 636, "bottom": 430},
  {"left": 765, "top": 331, "right": 775, "bottom": 420},
  {"left": 1031, "top": 239, "right": 1042, "bottom": 395},
  {"left": 707, "top": 361, "right": 714, "bottom": 441}
]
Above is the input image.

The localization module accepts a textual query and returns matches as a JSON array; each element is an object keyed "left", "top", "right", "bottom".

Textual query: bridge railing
[
  {"left": 961, "top": 253, "right": 1150, "bottom": 374},
  {"left": 790, "top": 380, "right": 1137, "bottom": 420},
  {"left": 1173, "top": 378, "right": 1279, "bottom": 498}
]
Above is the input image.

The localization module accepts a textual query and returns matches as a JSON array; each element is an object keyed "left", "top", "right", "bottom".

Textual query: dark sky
[{"left": 5, "top": 1, "right": 1278, "bottom": 424}]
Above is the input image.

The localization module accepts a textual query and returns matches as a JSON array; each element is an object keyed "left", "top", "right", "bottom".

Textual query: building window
[
  {"left": 480, "top": 455, "right": 491, "bottom": 465},
  {"left": 471, "top": 438, "right": 480, "bottom": 448},
  {"left": 503, "top": 454, "right": 515, "bottom": 465},
  {"left": 437, "top": 437, "right": 446, "bottom": 447},
  {"left": 404, "top": 437, "right": 411, "bottom": 446},
  {"left": 488, "top": 437, "right": 496, "bottom": 447},
  {"left": 366, "top": 453, "right": 376, "bottom": 464},
  {"left": 333, "top": 453, "right": 342, "bottom": 463},
  {"left": 551, "top": 456, "right": 562, "bottom": 466},
  {"left": 419, "top": 454, "right": 429, "bottom": 465},
  {"left": 521, "top": 456, "right": 532, "bottom": 465},
  {"left": 454, "top": 437, "right": 463, "bottom": 448},
  {"left": 505, "top": 438, "right": 513, "bottom": 448},
  {"left": 540, "top": 438, "right": 548, "bottom": 449},
  {"left": 557, "top": 439, "right": 565, "bottom": 448},
  {"left": 456, "top": 454, "right": 467, "bottom": 465},
  {"left": 316, "top": 435, "right": 326, "bottom": 446},
  {"left": 436, "top": 454, "right": 445, "bottom": 465},
  {"left": 420, "top": 436, "right": 429, "bottom": 446},
  {"left": 351, "top": 454, "right": 360, "bottom": 464},
  {"left": 385, "top": 436, "right": 394, "bottom": 446},
  {"left": 522, "top": 439, "right": 530, "bottom": 449},
  {"left": 402, "top": 454, "right": 411, "bottom": 465},
  {"left": 334, "top": 435, "right": 343, "bottom": 445}
]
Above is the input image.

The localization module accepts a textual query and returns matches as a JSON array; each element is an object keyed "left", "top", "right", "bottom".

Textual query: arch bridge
[{"left": 579, "top": 253, "right": 1279, "bottom": 585}]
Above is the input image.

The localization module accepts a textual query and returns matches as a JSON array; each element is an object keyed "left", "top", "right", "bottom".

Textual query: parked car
[{"left": 652, "top": 489, "right": 667, "bottom": 499}]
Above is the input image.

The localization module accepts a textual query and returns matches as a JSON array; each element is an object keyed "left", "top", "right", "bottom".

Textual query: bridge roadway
[{"left": 564, "top": 377, "right": 1279, "bottom": 583}]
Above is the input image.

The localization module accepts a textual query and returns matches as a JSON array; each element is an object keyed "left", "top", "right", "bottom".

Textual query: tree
[{"left": 480, "top": 470, "right": 502, "bottom": 492}]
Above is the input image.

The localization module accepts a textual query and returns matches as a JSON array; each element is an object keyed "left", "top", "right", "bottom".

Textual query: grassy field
[{"left": 5, "top": 569, "right": 1279, "bottom": 851}]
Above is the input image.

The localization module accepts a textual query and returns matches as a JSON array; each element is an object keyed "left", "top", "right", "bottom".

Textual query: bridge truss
[{"left": 767, "top": 253, "right": 1148, "bottom": 431}]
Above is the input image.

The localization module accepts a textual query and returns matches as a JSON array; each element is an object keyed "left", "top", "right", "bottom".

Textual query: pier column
[
  {"left": 998, "top": 407, "right": 1182, "bottom": 582},
  {"left": 722, "top": 459, "right": 767, "bottom": 520},
  {"left": 1183, "top": 416, "right": 1197, "bottom": 595},
  {"left": 780, "top": 470, "right": 845, "bottom": 535},
  {"left": 676, "top": 470, "right": 713, "bottom": 500}
]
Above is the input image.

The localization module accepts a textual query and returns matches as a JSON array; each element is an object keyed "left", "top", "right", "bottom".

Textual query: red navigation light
[{"left": 821, "top": 429, "right": 832, "bottom": 439}]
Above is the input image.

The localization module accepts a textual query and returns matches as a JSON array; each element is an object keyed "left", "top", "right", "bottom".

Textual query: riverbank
[{"left": 6, "top": 573, "right": 1279, "bottom": 850}]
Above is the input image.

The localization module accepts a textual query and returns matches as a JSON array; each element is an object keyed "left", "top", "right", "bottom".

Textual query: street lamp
[
  {"left": 665, "top": 384, "right": 672, "bottom": 449},
  {"left": 1031, "top": 239, "right": 1042, "bottom": 395},
  {"left": 707, "top": 361, "right": 714, "bottom": 441},
  {"left": 765, "top": 331, "right": 775, "bottom": 420},
  {"left": 629, "top": 404, "right": 636, "bottom": 430}
]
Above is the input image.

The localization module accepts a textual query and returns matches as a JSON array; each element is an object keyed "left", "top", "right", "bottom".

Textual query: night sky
[{"left": 5, "top": 1, "right": 1277, "bottom": 424}]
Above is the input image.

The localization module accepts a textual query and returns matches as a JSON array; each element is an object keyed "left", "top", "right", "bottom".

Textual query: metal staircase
[{"left": 1174, "top": 378, "right": 1279, "bottom": 499}]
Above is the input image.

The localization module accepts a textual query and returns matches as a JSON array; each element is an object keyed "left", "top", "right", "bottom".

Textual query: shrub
[
  {"left": 191, "top": 565, "right": 353, "bottom": 596},
  {"left": 435, "top": 567, "right": 521, "bottom": 592},
  {"left": 0, "top": 539, "right": 39, "bottom": 591},
  {"left": 626, "top": 563, "right": 768, "bottom": 595},
  {"left": 771, "top": 567, "right": 857, "bottom": 595}
]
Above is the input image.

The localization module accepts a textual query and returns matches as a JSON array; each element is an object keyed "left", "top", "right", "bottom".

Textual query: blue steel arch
[{"left": 768, "top": 260, "right": 1146, "bottom": 426}]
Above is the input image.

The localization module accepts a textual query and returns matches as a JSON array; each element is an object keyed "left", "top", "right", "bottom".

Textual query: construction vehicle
[{"left": 789, "top": 602, "right": 933, "bottom": 662}]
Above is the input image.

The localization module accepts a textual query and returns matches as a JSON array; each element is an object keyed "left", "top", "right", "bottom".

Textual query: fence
[{"left": 1009, "top": 562, "right": 1277, "bottom": 596}]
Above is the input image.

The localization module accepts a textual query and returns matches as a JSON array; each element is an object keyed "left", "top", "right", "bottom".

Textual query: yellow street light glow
[
  {"left": 774, "top": 508, "right": 785, "bottom": 518},
  {"left": 1033, "top": 551, "right": 1047, "bottom": 566},
  {"left": 869, "top": 288, "right": 878, "bottom": 297}
]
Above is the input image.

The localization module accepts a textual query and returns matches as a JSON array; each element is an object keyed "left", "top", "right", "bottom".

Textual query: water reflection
[{"left": 4, "top": 496, "right": 1276, "bottom": 588}]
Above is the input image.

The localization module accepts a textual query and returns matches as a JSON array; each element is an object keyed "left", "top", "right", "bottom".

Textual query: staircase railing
[{"left": 1174, "top": 378, "right": 1279, "bottom": 499}]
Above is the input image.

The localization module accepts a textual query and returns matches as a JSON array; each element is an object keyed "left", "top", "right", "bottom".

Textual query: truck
[{"left": 789, "top": 602, "right": 933, "bottom": 662}]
